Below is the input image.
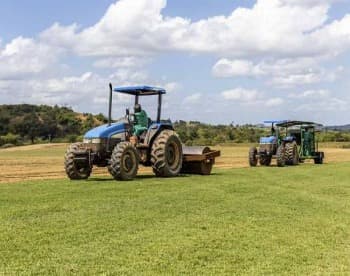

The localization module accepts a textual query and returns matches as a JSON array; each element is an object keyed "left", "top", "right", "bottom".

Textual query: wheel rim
[
  {"left": 167, "top": 141, "right": 180, "bottom": 169},
  {"left": 76, "top": 163, "right": 89, "bottom": 175},
  {"left": 123, "top": 152, "right": 134, "bottom": 173},
  {"left": 253, "top": 149, "right": 257, "bottom": 164}
]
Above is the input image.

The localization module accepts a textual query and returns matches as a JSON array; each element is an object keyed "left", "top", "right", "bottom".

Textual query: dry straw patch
[{"left": 1, "top": 143, "right": 349, "bottom": 183}]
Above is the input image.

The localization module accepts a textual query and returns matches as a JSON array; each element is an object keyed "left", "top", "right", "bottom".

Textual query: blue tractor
[
  {"left": 64, "top": 84, "right": 220, "bottom": 180},
  {"left": 249, "top": 120, "right": 324, "bottom": 167}
]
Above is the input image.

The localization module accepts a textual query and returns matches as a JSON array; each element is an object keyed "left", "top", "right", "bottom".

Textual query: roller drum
[
  {"left": 182, "top": 146, "right": 214, "bottom": 175},
  {"left": 182, "top": 146, "right": 211, "bottom": 155}
]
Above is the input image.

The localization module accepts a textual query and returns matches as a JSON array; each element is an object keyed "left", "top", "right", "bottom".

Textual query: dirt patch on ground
[
  {"left": 1, "top": 143, "right": 66, "bottom": 152},
  {"left": 1, "top": 143, "right": 349, "bottom": 183}
]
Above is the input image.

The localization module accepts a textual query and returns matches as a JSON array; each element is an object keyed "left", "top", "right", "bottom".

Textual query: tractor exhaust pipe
[{"left": 108, "top": 83, "right": 113, "bottom": 126}]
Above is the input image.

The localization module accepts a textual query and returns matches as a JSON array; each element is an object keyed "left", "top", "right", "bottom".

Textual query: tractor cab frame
[
  {"left": 249, "top": 120, "right": 324, "bottom": 167},
  {"left": 276, "top": 120, "right": 324, "bottom": 164},
  {"left": 110, "top": 84, "right": 166, "bottom": 126}
]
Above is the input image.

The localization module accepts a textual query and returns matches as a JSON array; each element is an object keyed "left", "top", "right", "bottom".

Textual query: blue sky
[{"left": 1, "top": 0, "right": 350, "bottom": 125}]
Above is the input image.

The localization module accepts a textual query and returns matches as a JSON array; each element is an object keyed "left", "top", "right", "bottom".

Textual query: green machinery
[{"left": 249, "top": 120, "right": 325, "bottom": 167}]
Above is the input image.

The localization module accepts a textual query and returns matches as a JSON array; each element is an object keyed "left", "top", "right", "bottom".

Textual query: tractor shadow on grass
[
  {"left": 135, "top": 174, "right": 223, "bottom": 179},
  {"left": 87, "top": 173, "right": 221, "bottom": 182}
]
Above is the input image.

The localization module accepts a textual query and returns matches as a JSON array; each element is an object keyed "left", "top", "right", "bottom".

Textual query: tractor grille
[{"left": 259, "top": 143, "right": 273, "bottom": 153}]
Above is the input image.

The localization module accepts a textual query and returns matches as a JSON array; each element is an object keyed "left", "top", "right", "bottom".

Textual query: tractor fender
[{"left": 283, "top": 136, "right": 295, "bottom": 143}]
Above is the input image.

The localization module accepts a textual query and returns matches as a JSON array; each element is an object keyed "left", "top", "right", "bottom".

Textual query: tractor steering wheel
[
  {"left": 125, "top": 108, "right": 136, "bottom": 125},
  {"left": 125, "top": 108, "right": 131, "bottom": 124},
  {"left": 125, "top": 108, "right": 135, "bottom": 137}
]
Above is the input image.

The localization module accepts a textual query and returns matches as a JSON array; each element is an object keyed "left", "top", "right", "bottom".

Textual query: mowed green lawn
[{"left": 1, "top": 163, "right": 350, "bottom": 274}]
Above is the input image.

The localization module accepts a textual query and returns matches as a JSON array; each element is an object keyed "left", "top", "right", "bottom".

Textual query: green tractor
[
  {"left": 249, "top": 120, "right": 324, "bottom": 167},
  {"left": 64, "top": 84, "right": 220, "bottom": 181}
]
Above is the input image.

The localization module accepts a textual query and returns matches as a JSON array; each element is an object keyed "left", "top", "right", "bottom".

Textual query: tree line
[
  {"left": 1, "top": 104, "right": 350, "bottom": 147},
  {"left": 0, "top": 104, "right": 107, "bottom": 146},
  {"left": 174, "top": 121, "right": 350, "bottom": 145}
]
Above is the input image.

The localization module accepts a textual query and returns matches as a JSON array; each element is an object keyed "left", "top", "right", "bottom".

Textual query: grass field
[{"left": 1, "top": 144, "right": 350, "bottom": 274}]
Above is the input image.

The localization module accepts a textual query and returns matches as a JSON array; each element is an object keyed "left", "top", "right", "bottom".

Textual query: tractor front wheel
[
  {"left": 259, "top": 154, "right": 272, "bottom": 166},
  {"left": 151, "top": 130, "right": 183, "bottom": 177},
  {"left": 64, "top": 143, "right": 92, "bottom": 180},
  {"left": 276, "top": 145, "right": 286, "bottom": 167},
  {"left": 108, "top": 142, "right": 139, "bottom": 181},
  {"left": 249, "top": 147, "right": 258, "bottom": 167}
]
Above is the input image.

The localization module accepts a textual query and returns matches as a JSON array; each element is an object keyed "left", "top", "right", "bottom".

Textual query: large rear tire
[
  {"left": 314, "top": 152, "right": 324, "bottom": 164},
  {"left": 276, "top": 145, "right": 286, "bottom": 167},
  {"left": 285, "top": 142, "right": 299, "bottom": 165},
  {"left": 64, "top": 143, "right": 92, "bottom": 180},
  {"left": 108, "top": 142, "right": 139, "bottom": 181},
  {"left": 151, "top": 130, "right": 183, "bottom": 177},
  {"left": 249, "top": 147, "right": 258, "bottom": 167}
]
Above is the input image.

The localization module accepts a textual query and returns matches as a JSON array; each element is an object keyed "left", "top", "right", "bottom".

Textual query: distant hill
[
  {"left": 0, "top": 104, "right": 107, "bottom": 145},
  {"left": 325, "top": 125, "right": 350, "bottom": 131},
  {"left": 1, "top": 104, "right": 350, "bottom": 147}
]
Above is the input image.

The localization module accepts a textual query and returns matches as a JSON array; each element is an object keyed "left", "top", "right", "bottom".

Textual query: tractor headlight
[{"left": 92, "top": 138, "right": 102, "bottom": 144}]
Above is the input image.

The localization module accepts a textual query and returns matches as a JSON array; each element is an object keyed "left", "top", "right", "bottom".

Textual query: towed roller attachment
[{"left": 181, "top": 146, "right": 221, "bottom": 175}]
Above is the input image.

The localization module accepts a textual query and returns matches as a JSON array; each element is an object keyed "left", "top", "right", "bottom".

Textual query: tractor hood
[
  {"left": 84, "top": 122, "right": 127, "bottom": 139},
  {"left": 260, "top": 136, "right": 277, "bottom": 144}
]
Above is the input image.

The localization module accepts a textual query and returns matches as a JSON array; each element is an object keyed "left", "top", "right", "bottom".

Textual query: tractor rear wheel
[
  {"left": 314, "top": 152, "right": 324, "bottom": 164},
  {"left": 276, "top": 145, "right": 286, "bottom": 167},
  {"left": 249, "top": 147, "right": 258, "bottom": 167},
  {"left": 285, "top": 142, "right": 299, "bottom": 165},
  {"left": 108, "top": 142, "right": 139, "bottom": 181},
  {"left": 151, "top": 130, "right": 183, "bottom": 177},
  {"left": 64, "top": 143, "right": 92, "bottom": 180}
]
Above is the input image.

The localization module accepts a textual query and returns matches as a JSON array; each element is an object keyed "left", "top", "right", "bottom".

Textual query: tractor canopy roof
[
  {"left": 275, "top": 120, "right": 322, "bottom": 128},
  {"left": 114, "top": 86, "right": 166, "bottom": 96},
  {"left": 264, "top": 120, "right": 288, "bottom": 125}
]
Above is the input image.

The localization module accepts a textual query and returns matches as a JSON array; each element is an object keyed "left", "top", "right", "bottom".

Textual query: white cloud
[
  {"left": 265, "top": 97, "right": 284, "bottom": 107},
  {"left": 163, "top": 82, "right": 180, "bottom": 93},
  {"left": 36, "top": 0, "right": 350, "bottom": 59},
  {"left": 213, "top": 57, "right": 342, "bottom": 87},
  {"left": 212, "top": 59, "right": 258, "bottom": 77},
  {"left": 221, "top": 90, "right": 284, "bottom": 107},
  {"left": 280, "top": 0, "right": 341, "bottom": 6},
  {"left": 39, "top": 23, "right": 78, "bottom": 50},
  {"left": 288, "top": 89, "right": 330, "bottom": 99},
  {"left": 93, "top": 57, "right": 151, "bottom": 68},
  {"left": 221, "top": 88, "right": 259, "bottom": 102},
  {"left": 109, "top": 68, "right": 148, "bottom": 83},
  {"left": 296, "top": 98, "right": 347, "bottom": 112},
  {"left": 72, "top": 0, "right": 188, "bottom": 57},
  {"left": 0, "top": 37, "right": 61, "bottom": 80},
  {"left": 0, "top": 67, "right": 178, "bottom": 117},
  {"left": 287, "top": 89, "right": 348, "bottom": 113},
  {"left": 311, "top": 15, "right": 350, "bottom": 56},
  {"left": 183, "top": 93, "right": 201, "bottom": 104},
  {"left": 2, "top": 0, "right": 348, "bottom": 82}
]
